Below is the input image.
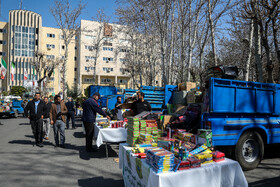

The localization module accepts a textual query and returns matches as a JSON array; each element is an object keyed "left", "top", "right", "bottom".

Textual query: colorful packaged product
[
  {"left": 212, "top": 151, "right": 225, "bottom": 162},
  {"left": 187, "top": 156, "right": 201, "bottom": 168}
]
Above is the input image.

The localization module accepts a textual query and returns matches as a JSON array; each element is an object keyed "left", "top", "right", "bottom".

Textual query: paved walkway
[{"left": 0, "top": 117, "right": 124, "bottom": 187}]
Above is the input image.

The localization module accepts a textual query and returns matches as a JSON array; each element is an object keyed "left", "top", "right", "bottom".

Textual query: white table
[
  {"left": 119, "top": 143, "right": 248, "bottom": 187},
  {"left": 94, "top": 123, "right": 127, "bottom": 158}
]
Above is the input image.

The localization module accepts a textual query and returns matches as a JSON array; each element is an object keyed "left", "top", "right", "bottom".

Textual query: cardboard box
[
  {"left": 178, "top": 82, "right": 196, "bottom": 91},
  {"left": 187, "top": 91, "right": 196, "bottom": 104},
  {"left": 119, "top": 103, "right": 133, "bottom": 109},
  {"left": 160, "top": 115, "right": 173, "bottom": 129}
]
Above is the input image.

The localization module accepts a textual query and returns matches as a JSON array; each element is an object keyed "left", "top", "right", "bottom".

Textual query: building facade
[{"left": 1, "top": 10, "right": 162, "bottom": 97}]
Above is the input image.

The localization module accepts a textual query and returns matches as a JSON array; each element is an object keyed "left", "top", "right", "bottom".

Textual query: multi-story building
[
  {"left": 78, "top": 20, "right": 131, "bottom": 95},
  {"left": 0, "top": 10, "right": 161, "bottom": 97}
]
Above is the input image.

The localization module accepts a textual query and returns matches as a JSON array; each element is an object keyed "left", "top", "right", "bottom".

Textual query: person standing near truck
[
  {"left": 43, "top": 96, "right": 52, "bottom": 140},
  {"left": 24, "top": 92, "right": 47, "bottom": 147},
  {"left": 82, "top": 92, "right": 111, "bottom": 152},
  {"left": 131, "top": 92, "right": 152, "bottom": 116}
]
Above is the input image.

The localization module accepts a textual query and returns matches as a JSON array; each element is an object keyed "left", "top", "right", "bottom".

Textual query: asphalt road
[
  {"left": 0, "top": 117, "right": 124, "bottom": 187},
  {"left": 1, "top": 117, "right": 280, "bottom": 187}
]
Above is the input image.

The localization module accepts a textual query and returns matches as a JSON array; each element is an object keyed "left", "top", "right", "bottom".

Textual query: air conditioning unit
[
  {"left": 47, "top": 47, "right": 52, "bottom": 50},
  {"left": 122, "top": 71, "right": 125, "bottom": 75},
  {"left": 87, "top": 69, "right": 90, "bottom": 72},
  {"left": 106, "top": 60, "right": 109, "bottom": 63},
  {"left": 86, "top": 59, "right": 89, "bottom": 62},
  {"left": 89, "top": 48, "right": 93, "bottom": 51},
  {"left": 107, "top": 70, "right": 110, "bottom": 73}
]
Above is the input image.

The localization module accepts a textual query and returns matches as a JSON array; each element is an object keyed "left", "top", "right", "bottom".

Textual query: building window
[
  {"left": 0, "top": 40, "right": 6, "bottom": 45},
  {"left": 85, "top": 35, "right": 96, "bottom": 40},
  {"left": 85, "top": 56, "right": 96, "bottom": 61},
  {"left": 85, "top": 45, "right": 95, "bottom": 50},
  {"left": 120, "top": 48, "right": 129, "bottom": 53},
  {"left": 74, "top": 56, "right": 77, "bottom": 61},
  {"left": 75, "top": 46, "right": 77, "bottom": 50},
  {"left": 61, "top": 45, "right": 65, "bottom": 50},
  {"left": 14, "top": 26, "right": 35, "bottom": 57},
  {"left": 103, "top": 57, "right": 113, "bottom": 62},
  {"left": 118, "top": 79, "right": 127, "bottom": 84},
  {"left": 74, "top": 67, "right": 77, "bottom": 71},
  {"left": 46, "top": 44, "right": 55, "bottom": 49},
  {"left": 0, "top": 52, "right": 6, "bottom": 56},
  {"left": 50, "top": 77, "right": 54, "bottom": 81},
  {"left": 120, "top": 58, "right": 126, "bottom": 62},
  {"left": 47, "top": 33, "right": 55, "bottom": 38},
  {"left": 74, "top": 78, "right": 77, "bottom": 82},
  {"left": 85, "top": 66, "right": 95, "bottom": 71},
  {"left": 0, "top": 29, "right": 6, "bottom": 33},
  {"left": 103, "top": 42, "right": 112, "bottom": 46},
  {"left": 84, "top": 78, "right": 94, "bottom": 83},
  {"left": 61, "top": 56, "right": 65, "bottom": 60},
  {"left": 103, "top": 67, "right": 113, "bottom": 72},
  {"left": 103, "top": 47, "right": 113, "bottom": 51},
  {"left": 46, "top": 55, "right": 55, "bottom": 60},
  {"left": 101, "top": 78, "right": 112, "bottom": 83}
]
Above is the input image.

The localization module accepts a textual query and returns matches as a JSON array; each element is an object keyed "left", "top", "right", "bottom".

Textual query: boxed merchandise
[
  {"left": 190, "top": 145, "right": 208, "bottom": 155},
  {"left": 190, "top": 135, "right": 198, "bottom": 144},
  {"left": 187, "top": 156, "right": 201, "bottom": 168},
  {"left": 212, "top": 151, "right": 225, "bottom": 162},
  {"left": 178, "top": 160, "right": 191, "bottom": 171},
  {"left": 183, "top": 141, "right": 197, "bottom": 151},
  {"left": 139, "top": 133, "right": 153, "bottom": 144},
  {"left": 194, "top": 153, "right": 213, "bottom": 165},
  {"left": 198, "top": 129, "right": 212, "bottom": 147}
]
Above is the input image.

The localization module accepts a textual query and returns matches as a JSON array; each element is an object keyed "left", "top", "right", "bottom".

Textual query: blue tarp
[{"left": 89, "top": 86, "right": 118, "bottom": 97}]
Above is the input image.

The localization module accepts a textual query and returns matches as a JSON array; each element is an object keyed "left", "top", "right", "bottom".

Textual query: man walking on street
[
  {"left": 24, "top": 92, "right": 47, "bottom": 147},
  {"left": 50, "top": 95, "right": 68, "bottom": 148},
  {"left": 82, "top": 92, "right": 110, "bottom": 152},
  {"left": 66, "top": 97, "right": 76, "bottom": 129},
  {"left": 43, "top": 96, "right": 52, "bottom": 140}
]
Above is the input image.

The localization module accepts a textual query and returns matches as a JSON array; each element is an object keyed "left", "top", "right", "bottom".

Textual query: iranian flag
[
  {"left": 11, "top": 62, "right": 15, "bottom": 81},
  {"left": 0, "top": 58, "right": 7, "bottom": 80},
  {"left": 32, "top": 66, "right": 35, "bottom": 86},
  {"left": 24, "top": 68, "right": 28, "bottom": 80}
]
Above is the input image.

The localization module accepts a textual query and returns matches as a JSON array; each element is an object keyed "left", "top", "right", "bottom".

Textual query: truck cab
[{"left": 201, "top": 78, "right": 280, "bottom": 170}]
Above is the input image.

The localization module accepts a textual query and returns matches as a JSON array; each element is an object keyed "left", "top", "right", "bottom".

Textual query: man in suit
[
  {"left": 24, "top": 92, "right": 47, "bottom": 147},
  {"left": 82, "top": 92, "right": 110, "bottom": 152},
  {"left": 66, "top": 97, "right": 76, "bottom": 129},
  {"left": 50, "top": 95, "right": 68, "bottom": 148}
]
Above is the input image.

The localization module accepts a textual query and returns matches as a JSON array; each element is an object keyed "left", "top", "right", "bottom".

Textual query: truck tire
[{"left": 235, "top": 131, "right": 264, "bottom": 171}]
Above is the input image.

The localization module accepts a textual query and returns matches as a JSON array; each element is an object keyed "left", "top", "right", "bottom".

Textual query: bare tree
[{"left": 50, "top": 0, "right": 86, "bottom": 98}]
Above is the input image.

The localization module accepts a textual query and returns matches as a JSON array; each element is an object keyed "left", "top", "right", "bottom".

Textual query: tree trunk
[
  {"left": 272, "top": 18, "right": 280, "bottom": 82},
  {"left": 253, "top": 19, "right": 263, "bottom": 82},
  {"left": 245, "top": 20, "right": 254, "bottom": 81},
  {"left": 207, "top": 0, "right": 217, "bottom": 66}
]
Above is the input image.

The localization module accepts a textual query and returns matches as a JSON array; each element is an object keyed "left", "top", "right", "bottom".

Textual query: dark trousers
[
  {"left": 66, "top": 111, "right": 76, "bottom": 128},
  {"left": 83, "top": 122, "right": 95, "bottom": 150},
  {"left": 30, "top": 118, "right": 43, "bottom": 144}
]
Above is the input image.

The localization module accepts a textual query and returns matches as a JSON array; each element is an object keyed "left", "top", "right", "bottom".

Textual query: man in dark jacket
[
  {"left": 24, "top": 92, "right": 47, "bottom": 147},
  {"left": 66, "top": 97, "right": 76, "bottom": 129},
  {"left": 131, "top": 92, "right": 152, "bottom": 116},
  {"left": 43, "top": 96, "right": 52, "bottom": 140},
  {"left": 82, "top": 92, "right": 110, "bottom": 152}
]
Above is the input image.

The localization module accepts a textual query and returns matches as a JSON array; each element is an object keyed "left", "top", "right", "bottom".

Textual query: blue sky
[{"left": 0, "top": 0, "right": 118, "bottom": 27}]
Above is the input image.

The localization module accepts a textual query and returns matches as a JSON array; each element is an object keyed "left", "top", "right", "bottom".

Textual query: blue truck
[{"left": 201, "top": 77, "right": 280, "bottom": 170}]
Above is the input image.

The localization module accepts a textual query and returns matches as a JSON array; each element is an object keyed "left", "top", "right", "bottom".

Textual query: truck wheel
[{"left": 235, "top": 131, "right": 264, "bottom": 171}]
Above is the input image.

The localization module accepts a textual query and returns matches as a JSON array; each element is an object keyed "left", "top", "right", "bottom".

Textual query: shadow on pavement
[
  {"left": 75, "top": 123, "right": 83, "bottom": 127},
  {"left": 249, "top": 176, "right": 280, "bottom": 187},
  {"left": 25, "top": 135, "right": 34, "bottom": 139},
  {"left": 62, "top": 143, "right": 119, "bottom": 160},
  {"left": 78, "top": 176, "right": 124, "bottom": 187},
  {"left": 73, "top": 132, "right": 84, "bottom": 138},
  {"left": 8, "top": 140, "right": 54, "bottom": 146},
  {"left": 19, "top": 123, "right": 30, "bottom": 125}
]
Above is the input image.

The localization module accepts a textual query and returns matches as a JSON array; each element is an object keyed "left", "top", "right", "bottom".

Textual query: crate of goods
[{"left": 127, "top": 117, "right": 140, "bottom": 146}]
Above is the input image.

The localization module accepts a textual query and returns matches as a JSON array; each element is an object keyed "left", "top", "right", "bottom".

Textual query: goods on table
[
  {"left": 139, "top": 133, "right": 153, "bottom": 144},
  {"left": 187, "top": 156, "right": 201, "bottom": 168},
  {"left": 127, "top": 117, "right": 140, "bottom": 146},
  {"left": 145, "top": 147, "right": 175, "bottom": 173},
  {"left": 212, "top": 151, "right": 225, "bottom": 162},
  {"left": 198, "top": 129, "right": 212, "bottom": 147},
  {"left": 194, "top": 153, "right": 213, "bottom": 165}
]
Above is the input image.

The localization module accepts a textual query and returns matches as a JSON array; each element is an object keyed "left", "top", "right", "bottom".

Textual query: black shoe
[
  {"left": 36, "top": 143, "right": 40, "bottom": 147},
  {"left": 54, "top": 144, "right": 59, "bottom": 148},
  {"left": 60, "top": 144, "right": 66, "bottom": 148},
  {"left": 38, "top": 143, "right": 44, "bottom": 147}
]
